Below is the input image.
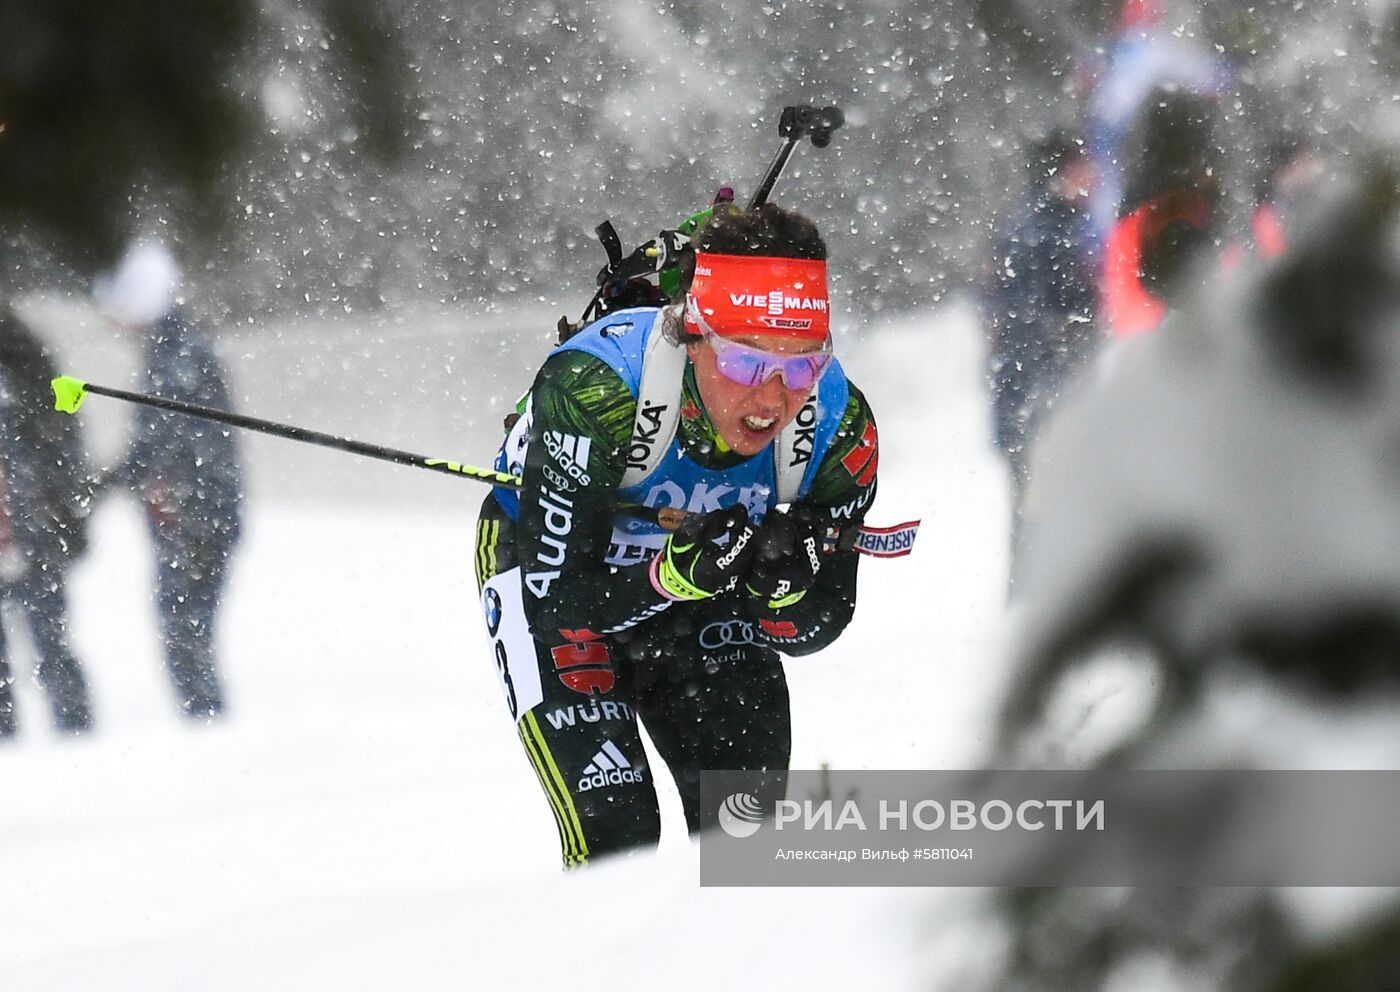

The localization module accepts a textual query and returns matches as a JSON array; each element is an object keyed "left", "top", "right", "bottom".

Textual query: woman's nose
[{"left": 752, "top": 373, "right": 789, "bottom": 409}]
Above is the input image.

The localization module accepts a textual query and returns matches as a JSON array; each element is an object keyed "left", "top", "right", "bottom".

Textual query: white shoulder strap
[
  {"left": 622, "top": 307, "right": 817, "bottom": 504},
  {"left": 772, "top": 390, "right": 819, "bottom": 505},
  {"left": 620, "top": 308, "right": 689, "bottom": 490}
]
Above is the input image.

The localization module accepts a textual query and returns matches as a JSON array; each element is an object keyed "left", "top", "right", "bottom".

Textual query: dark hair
[
  {"left": 693, "top": 202, "right": 827, "bottom": 261},
  {"left": 666, "top": 203, "right": 827, "bottom": 344}
]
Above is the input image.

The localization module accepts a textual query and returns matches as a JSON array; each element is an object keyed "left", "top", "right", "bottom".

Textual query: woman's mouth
[{"left": 741, "top": 413, "right": 778, "bottom": 436}]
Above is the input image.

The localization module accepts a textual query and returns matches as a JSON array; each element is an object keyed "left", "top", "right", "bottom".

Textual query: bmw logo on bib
[{"left": 483, "top": 587, "right": 503, "bottom": 638}]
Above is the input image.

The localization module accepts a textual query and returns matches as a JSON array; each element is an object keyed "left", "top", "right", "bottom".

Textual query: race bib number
[{"left": 481, "top": 567, "right": 544, "bottom": 723}]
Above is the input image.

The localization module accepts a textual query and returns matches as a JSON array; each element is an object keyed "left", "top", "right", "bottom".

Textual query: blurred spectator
[
  {"left": 1227, "top": 133, "right": 1323, "bottom": 267},
  {"left": 1101, "top": 88, "right": 1224, "bottom": 338},
  {"left": 982, "top": 129, "right": 1099, "bottom": 560},
  {"left": 0, "top": 304, "right": 96, "bottom": 736},
  {"left": 94, "top": 241, "right": 243, "bottom": 721},
  {"left": 1086, "top": 0, "right": 1230, "bottom": 243}
]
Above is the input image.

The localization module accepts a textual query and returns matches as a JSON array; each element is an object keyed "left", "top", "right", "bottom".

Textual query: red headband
[{"left": 684, "top": 252, "right": 830, "bottom": 342}]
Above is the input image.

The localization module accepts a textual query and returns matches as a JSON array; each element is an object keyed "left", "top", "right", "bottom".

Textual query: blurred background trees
[{"left": 5, "top": 0, "right": 1392, "bottom": 325}]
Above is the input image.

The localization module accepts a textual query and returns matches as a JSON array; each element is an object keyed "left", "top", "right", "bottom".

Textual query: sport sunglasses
[{"left": 687, "top": 308, "right": 833, "bottom": 391}]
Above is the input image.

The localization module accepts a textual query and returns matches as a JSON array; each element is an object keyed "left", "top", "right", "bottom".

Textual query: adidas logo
[
  {"left": 542, "top": 431, "right": 592, "bottom": 486},
  {"left": 576, "top": 739, "right": 646, "bottom": 792}
]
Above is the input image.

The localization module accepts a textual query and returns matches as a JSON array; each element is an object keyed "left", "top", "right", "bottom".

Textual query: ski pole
[
  {"left": 51, "top": 374, "right": 527, "bottom": 490},
  {"left": 52, "top": 375, "right": 693, "bottom": 530},
  {"left": 51, "top": 375, "right": 914, "bottom": 553}
]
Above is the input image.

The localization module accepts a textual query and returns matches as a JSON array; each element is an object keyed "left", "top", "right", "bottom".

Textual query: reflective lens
[{"left": 690, "top": 311, "right": 833, "bottom": 391}]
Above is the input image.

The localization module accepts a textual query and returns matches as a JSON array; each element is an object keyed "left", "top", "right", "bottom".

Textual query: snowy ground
[{"left": 1, "top": 302, "right": 1014, "bottom": 990}]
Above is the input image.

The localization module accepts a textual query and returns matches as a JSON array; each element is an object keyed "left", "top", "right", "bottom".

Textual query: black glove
[
  {"left": 652, "top": 505, "right": 758, "bottom": 601},
  {"left": 745, "top": 509, "right": 826, "bottom": 609}
]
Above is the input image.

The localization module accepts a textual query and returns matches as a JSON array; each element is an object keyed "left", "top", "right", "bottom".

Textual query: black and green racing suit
[{"left": 474, "top": 341, "right": 879, "bottom": 867}]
